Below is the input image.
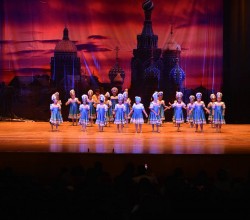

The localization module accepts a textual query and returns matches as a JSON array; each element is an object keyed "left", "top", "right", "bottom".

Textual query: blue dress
[
  {"left": 148, "top": 101, "right": 161, "bottom": 125},
  {"left": 57, "top": 100, "right": 63, "bottom": 121},
  {"left": 159, "top": 100, "right": 166, "bottom": 121},
  {"left": 114, "top": 104, "right": 126, "bottom": 124},
  {"left": 130, "top": 103, "right": 145, "bottom": 124},
  {"left": 110, "top": 96, "right": 118, "bottom": 111},
  {"left": 124, "top": 99, "right": 131, "bottom": 119},
  {"left": 213, "top": 102, "right": 226, "bottom": 124},
  {"left": 172, "top": 102, "right": 186, "bottom": 124},
  {"left": 207, "top": 102, "right": 215, "bottom": 122},
  {"left": 96, "top": 104, "right": 108, "bottom": 126},
  {"left": 172, "top": 100, "right": 177, "bottom": 123},
  {"left": 50, "top": 104, "right": 63, "bottom": 125},
  {"left": 68, "top": 98, "right": 80, "bottom": 119},
  {"left": 187, "top": 102, "right": 195, "bottom": 123},
  {"left": 105, "top": 100, "right": 112, "bottom": 122},
  {"left": 88, "top": 98, "right": 96, "bottom": 119},
  {"left": 79, "top": 104, "right": 90, "bottom": 125},
  {"left": 193, "top": 101, "right": 207, "bottom": 124}
]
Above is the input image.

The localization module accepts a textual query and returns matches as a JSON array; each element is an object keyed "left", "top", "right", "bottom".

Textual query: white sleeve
[{"left": 141, "top": 104, "right": 145, "bottom": 110}]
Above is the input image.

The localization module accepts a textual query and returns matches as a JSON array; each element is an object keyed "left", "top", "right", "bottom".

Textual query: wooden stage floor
[{"left": 0, "top": 122, "right": 249, "bottom": 154}]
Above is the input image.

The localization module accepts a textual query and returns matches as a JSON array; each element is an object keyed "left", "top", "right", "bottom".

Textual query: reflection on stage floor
[{"left": 0, "top": 122, "right": 249, "bottom": 154}]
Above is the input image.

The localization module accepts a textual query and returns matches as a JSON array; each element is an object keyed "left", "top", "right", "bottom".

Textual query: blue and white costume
[
  {"left": 104, "top": 92, "right": 112, "bottom": 123},
  {"left": 193, "top": 102, "right": 207, "bottom": 124},
  {"left": 192, "top": 93, "right": 207, "bottom": 124},
  {"left": 172, "top": 101, "right": 186, "bottom": 124},
  {"left": 68, "top": 98, "right": 80, "bottom": 119},
  {"left": 79, "top": 104, "right": 90, "bottom": 125},
  {"left": 96, "top": 95, "right": 108, "bottom": 126},
  {"left": 123, "top": 92, "right": 131, "bottom": 119},
  {"left": 149, "top": 101, "right": 161, "bottom": 125},
  {"left": 207, "top": 94, "right": 216, "bottom": 122},
  {"left": 114, "top": 104, "right": 126, "bottom": 124},
  {"left": 79, "top": 95, "right": 89, "bottom": 125},
  {"left": 213, "top": 102, "right": 226, "bottom": 124},
  {"left": 87, "top": 90, "right": 96, "bottom": 119},
  {"left": 50, "top": 95, "right": 63, "bottom": 125},
  {"left": 213, "top": 93, "right": 226, "bottom": 124},
  {"left": 110, "top": 87, "right": 118, "bottom": 112},
  {"left": 186, "top": 95, "right": 195, "bottom": 123},
  {"left": 187, "top": 102, "right": 195, "bottom": 123},
  {"left": 130, "top": 102, "right": 145, "bottom": 125},
  {"left": 114, "top": 93, "right": 126, "bottom": 124},
  {"left": 158, "top": 91, "right": 166, "bottom": 121}
]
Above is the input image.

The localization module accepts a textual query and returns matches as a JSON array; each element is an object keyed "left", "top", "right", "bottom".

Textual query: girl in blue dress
[
  {"left": 148, "top": 92, "right": 161, "bottom": 132},
  {"left": 65, "top": 89, "right": 80, "bottom": 126},
  {"left": 54, "top": 91, "right": 63, "bottom": 123},
  {"left": 186, "top": 95, "right": 195, "bottom": 128},
  {"left": 79, "top": 94, "right": 90, "bottom": 132},
  {"left": 190, "top": 92, "right": 210, "bottom": 132},
  {"left": 207, "top": 93, "right": 216, "bottom": 128},
  {"left": 114, "top": 93, "right": 126, "bottom": 132},
  {"left": 170, "top": 92, "right": 178, "bottom": 126},
  {"left": 158, "top": 91, "right": 167, "bottom": 124},
  {"left": 167, "top": 92, "right": 186, "bottom": 132},
  {"left": 207, "top": 94, "right": 216, "bottom": 128},
  {"left": 87, "top": 90, "right": 96, "bottom": 126},
  {"left": 123, "top": 90, "right": 131, "bottom": 126},
  {"left": 50, "top": 94, "right": 63, "bottom": 131},
  {"left": 129, "top": 96, "right": 148, "bottom": 133},
  {"left": 213, "top": 92, "right": 226, "bottom": 133},
  {"left": 104, "top": 92, "right": 112, "bottom": 126},
  {"left": 96, "top": 94, "right": 108, "bottom": 132},
  {"left": 110, "top": 87, "right": 118, "bottom": 117}
]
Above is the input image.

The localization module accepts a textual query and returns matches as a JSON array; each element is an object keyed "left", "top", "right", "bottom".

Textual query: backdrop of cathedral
[{"left": 0, "top": 0, "right": 223, "bottom": 120}]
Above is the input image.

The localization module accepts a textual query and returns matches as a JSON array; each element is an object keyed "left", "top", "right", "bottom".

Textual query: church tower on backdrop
[
  {"left": 109, "top": 47, "right": 125, "bottom": 92},
  {"left": 131, "top": 0, "right": 163, "bottom": 105},
  {"left": 161, "top": 26, "right": 185, "bottom": 102},
  {"left": 131, "top": 0, "right": 186, "bottom": 106},
  {"left": 50, "top": 28, "right": 81, "bottom": 96}
]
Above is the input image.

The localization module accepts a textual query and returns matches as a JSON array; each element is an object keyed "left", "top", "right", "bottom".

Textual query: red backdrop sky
[{"left": 0, "top": 0, "right": 223, "bottom": 90}]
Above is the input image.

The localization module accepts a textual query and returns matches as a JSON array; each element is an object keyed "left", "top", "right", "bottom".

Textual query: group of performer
[{"left": 49, "top": 87, "right": 226, "bottom": 133}]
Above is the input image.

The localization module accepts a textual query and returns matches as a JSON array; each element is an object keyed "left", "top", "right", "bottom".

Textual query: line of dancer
[{"left": 49, "top": 87, "right": 226, "bottom": 133}]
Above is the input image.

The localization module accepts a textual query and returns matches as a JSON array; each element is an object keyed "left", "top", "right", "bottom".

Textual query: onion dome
[
  {"left": 163, "top": 25, "right": 181, "bottom": 51},
  {"left": 113, "top": 73, "right": 123, "bottom": 85},
  {"left": 144, "top": 63, "right": 160, "bottom": 80},
  {"left": 109, "top": 47, "right": 125, "bottom": 85},
  {"left": 170, "top": 58, "right": 185, "bottom": 85},
  {"left": 55, "top": 28, "right": 77, "bottom": 53}
]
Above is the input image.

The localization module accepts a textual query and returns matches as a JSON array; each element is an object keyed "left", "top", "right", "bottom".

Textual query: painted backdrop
[{"left": 0, "top": 0, "right": 223, "bottom": 91}]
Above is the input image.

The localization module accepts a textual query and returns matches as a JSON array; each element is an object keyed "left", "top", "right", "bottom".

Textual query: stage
[
  {"left": 0, "top": 122, "right": 250, "bottom": 180},
  {"left": 0, "top": 122, "right": 249, "bottom": 154}
]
